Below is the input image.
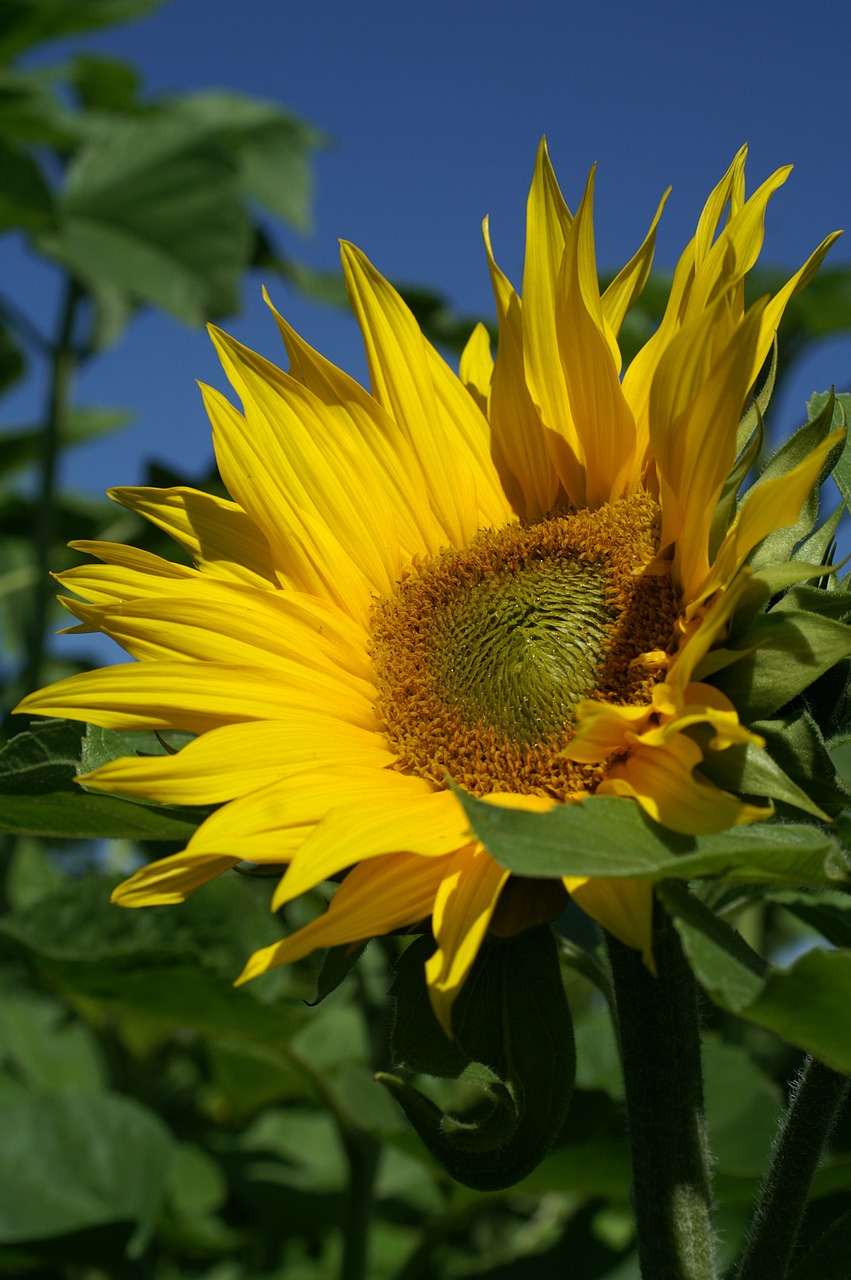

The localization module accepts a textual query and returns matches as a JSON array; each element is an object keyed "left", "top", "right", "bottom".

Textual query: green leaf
[
  {"left": 454, "top": 789, "right": 846, "bottom": 887},
  {"left": 0, "top": 0, "right": 166, "bottom": 62},
  {"left": 0, "top": 985, "right": 106, "bottom": 1093},
  {"left": 770, "top": 889, "right": 851, "bottom": 950},
  {"left": 38, "top": 113, "right": 252, "bottom": 324},
  {"left": 0, "top": 320, "right": 25, "bottom": 392},
  {"left": 0, "top": 720, "right": 207, "bottom": 839},
  {"left": 0, "top": 873, "right": 298, "bottom": 1047},
  {"left": 0, "top": 1092, "right": 173, "bottom": 1254},
  {"left": 379, "top": 926, "right": 575, "bottom": 1191},
  {"left": 659, "top": 881, "right": 851, "bottom": 1071}
]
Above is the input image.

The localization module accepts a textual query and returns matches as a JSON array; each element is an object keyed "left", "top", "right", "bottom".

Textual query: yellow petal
[
  {"left": 570, "top": 877, "right": 655, "bottom": 969},
  {"left": 458, "top": 321, "right": 493, "bottom": 417},
  {"left": 340, "top": 241, "right": 481, "bottom": 548},
  {"left": 273, "top": 787, "right": 470, "bottom": 908},
  {"left": 235, "top": 851, "right": 451, "bottom": 984},
  {"left": 112, "top": 851, "right": 239, "bottom": 906},
  {"left": 520, "top": 140, "right": 586, "bottom": 503},
  {"left": 599, "top": 734, "right": 771, "bottom": 834},
  {"left": 16, "top": 661, "right": 377, "bottom": 733},
  {"left": 557, "top": 168, "right": 638, "bottom": 505},
  {"left": 80, "top": 717, "right": 396, "bottom": 804},
  {"left": 425, "top": 845, "right": 510, "bottom": 1035},
  {"left": 109, "top": 486, "right": 278, "bottom": 589},
  {"left": 483, "top": 217, "right": 562, "bottom": 518}
]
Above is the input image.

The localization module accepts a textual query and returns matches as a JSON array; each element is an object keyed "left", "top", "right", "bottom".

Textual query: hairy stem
[
  {"left": 607, "top": 903, "right": 718, "bottom": 1279},
  {"left": 734, "top": 1055, "right": 849, "bottom": 1280}
]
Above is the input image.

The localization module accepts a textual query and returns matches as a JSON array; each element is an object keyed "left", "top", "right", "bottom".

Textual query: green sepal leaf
[
  {"left": 747, "top": 389, "right": 843, "bottom": 571},
  {"left": 811, "top": 391, "right": 851, "bottom": 511},
  {"left": 454, "top": 788, "right": 847, "bottom": 887},
  {"left": 0, "top": 720, "right": 207, "bottom": 839},
  {"left": 379, "top": 926, "right": 576, "bottom": 1191},
  {"left": 712, "top": 610, "right": 851, "bottom": 721},
  {"left": 658, "top": 881, "right": 851, "bottom": 1071},
  {"left": 695, "top": 735, "right": 831, "bottom": 822},
  {"left": 309, "top": 942, "right": 369, "bottom": 1006}
]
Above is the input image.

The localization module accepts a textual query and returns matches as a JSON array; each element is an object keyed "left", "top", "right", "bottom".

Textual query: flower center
[{"left": 371, "top": 492, "right": 678, "bottom": 800}]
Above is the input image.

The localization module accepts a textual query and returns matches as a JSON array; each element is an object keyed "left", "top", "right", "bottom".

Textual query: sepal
[{"left": 377, "top": 925, "right": 575, "bottom": 1190}]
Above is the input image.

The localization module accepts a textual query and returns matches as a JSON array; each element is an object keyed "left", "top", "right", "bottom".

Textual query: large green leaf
[
  {"left": 0, "top": 1092, "right": 173, "bottom": 1253},
  {"left": 659, "top": 882, "right": 851, "bottom": 1071},
  {"left": 38, "top": 112, "right": 252, "bottom": 324},
  {"left": 454, "top": 789, "right": 846, "bottom": 887},
  {"left": 0, "top": 720, "right": 207, "bottom": 839},
  {"left": 0, "top": 872, "right": 299, "bottom": 1047},
  {"left": 166, "top": 90, "right": 325, "bottom": 232}
]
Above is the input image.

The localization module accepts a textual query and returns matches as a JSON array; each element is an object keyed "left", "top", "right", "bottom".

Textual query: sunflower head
[{"left": 15, "top": 142, "right": 846, "bottom": 1047}]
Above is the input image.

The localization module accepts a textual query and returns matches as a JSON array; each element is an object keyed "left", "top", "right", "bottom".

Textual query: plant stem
[
  {"left": 607, "top": 903, "right": 718, "bottom": 1280},
  {"left": 23, "top": 276, "right": 82, "bottom": 696},
  {"left": 339, "top": 1126, "right": 382, "bottom": 1280},
  {"left": 734, "top": 1055, "right": 849, "bottom": 1280}
]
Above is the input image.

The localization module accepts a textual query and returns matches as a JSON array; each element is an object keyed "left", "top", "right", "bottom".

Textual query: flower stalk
[
  {"left": 734, "top": 1055, "right": 849, "bottom": 1280},
  {"left": 607, "top": 901, "right": 718, "bottom": 1280}
]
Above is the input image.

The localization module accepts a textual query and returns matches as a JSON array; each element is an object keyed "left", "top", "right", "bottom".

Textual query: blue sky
[{"left": 5, "top": 0, "right": 851, "bottom": 500}]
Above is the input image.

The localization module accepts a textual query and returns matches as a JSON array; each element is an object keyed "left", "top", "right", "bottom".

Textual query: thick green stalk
[
  {"left": 734, "top": 1055, "right": 849, "bottom": 1280},
  {"left": 23, "top": 276, "right": 82, "bottom": 696},
  {"left": 607, "top": 905, "right": 718, "bottom": 1280}
]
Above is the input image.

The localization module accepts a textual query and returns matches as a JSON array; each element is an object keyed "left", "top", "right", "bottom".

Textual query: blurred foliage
[{"left": 1, "top": 2, "right": 851, "bottom": 1278}]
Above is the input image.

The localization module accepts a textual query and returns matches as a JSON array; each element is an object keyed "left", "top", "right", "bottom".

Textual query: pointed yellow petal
[
  {"left": 483, "top": 217, "right": 562, "bottom": 518},
  {"left": 80, "top": 717, "right": 396, "bottom": 804},
  {"left": 601, "top": 189, "right": 669, "bottom": 339},
  {"left": 235, "top": 852, "right": 450, "bottom": 984},
  {"left": 458, "top": 321, "right": 493, "bottom": 417},
  {"left": 16, "top": 661, "right": 377, "bottom": 733},
  {"left": 109, "top": 486, "right": 278, "bottom": 589},
  {"left": 702, "top": 428, "right": 844, "bottom": 601},
  {"left": 556, "top": 168, "right": 638, "bottom": 506},
  {"left": 520, "top": 140, "right": 586, "bottom": 503},
  {"left": 112, "top": 851, "right": 239, "bottom": 906},
  {"left": 425, "top": 845, "right": 510, "bottom": 1035},
  {"left": 341, "top": 241, "right": 480, "bottom": 548},
  {"left": 273, "top": 787, "right": 469, "bottom": 908}
]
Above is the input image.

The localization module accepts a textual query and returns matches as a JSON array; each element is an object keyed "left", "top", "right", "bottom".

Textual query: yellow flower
[{"left": 16, "top": 143, "right": 842, "bottom": 1033}]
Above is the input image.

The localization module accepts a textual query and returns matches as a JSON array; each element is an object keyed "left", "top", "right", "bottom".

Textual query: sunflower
[{"left": 16, "top": 142, "right": 842, "bottom": 1033}]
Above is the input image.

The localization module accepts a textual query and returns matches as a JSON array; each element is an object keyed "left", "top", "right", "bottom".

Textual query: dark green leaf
[
  {"left": 788, "top": 1209, "right": 851, "bottom": 1280},
  {"left": 0, "top": 320, "right": 25, "bottom": 392},
  {"left": 0, "top": 135, "right": 53, "bottom": 231},
  {"left": 0, "top": 720, "right": 207, "bottom": 839},
  {"left": 454, "top": 789, "right": 846, "bottom": 887},
  {"left": 68, "top": 53, "right": 141, "bottom": 112},
  {"left": 0, "top": 1092, "right": 173, "bottom": 1253},
  {"left": 0, "top": 0, "right": 165, "bottom": 62}
]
